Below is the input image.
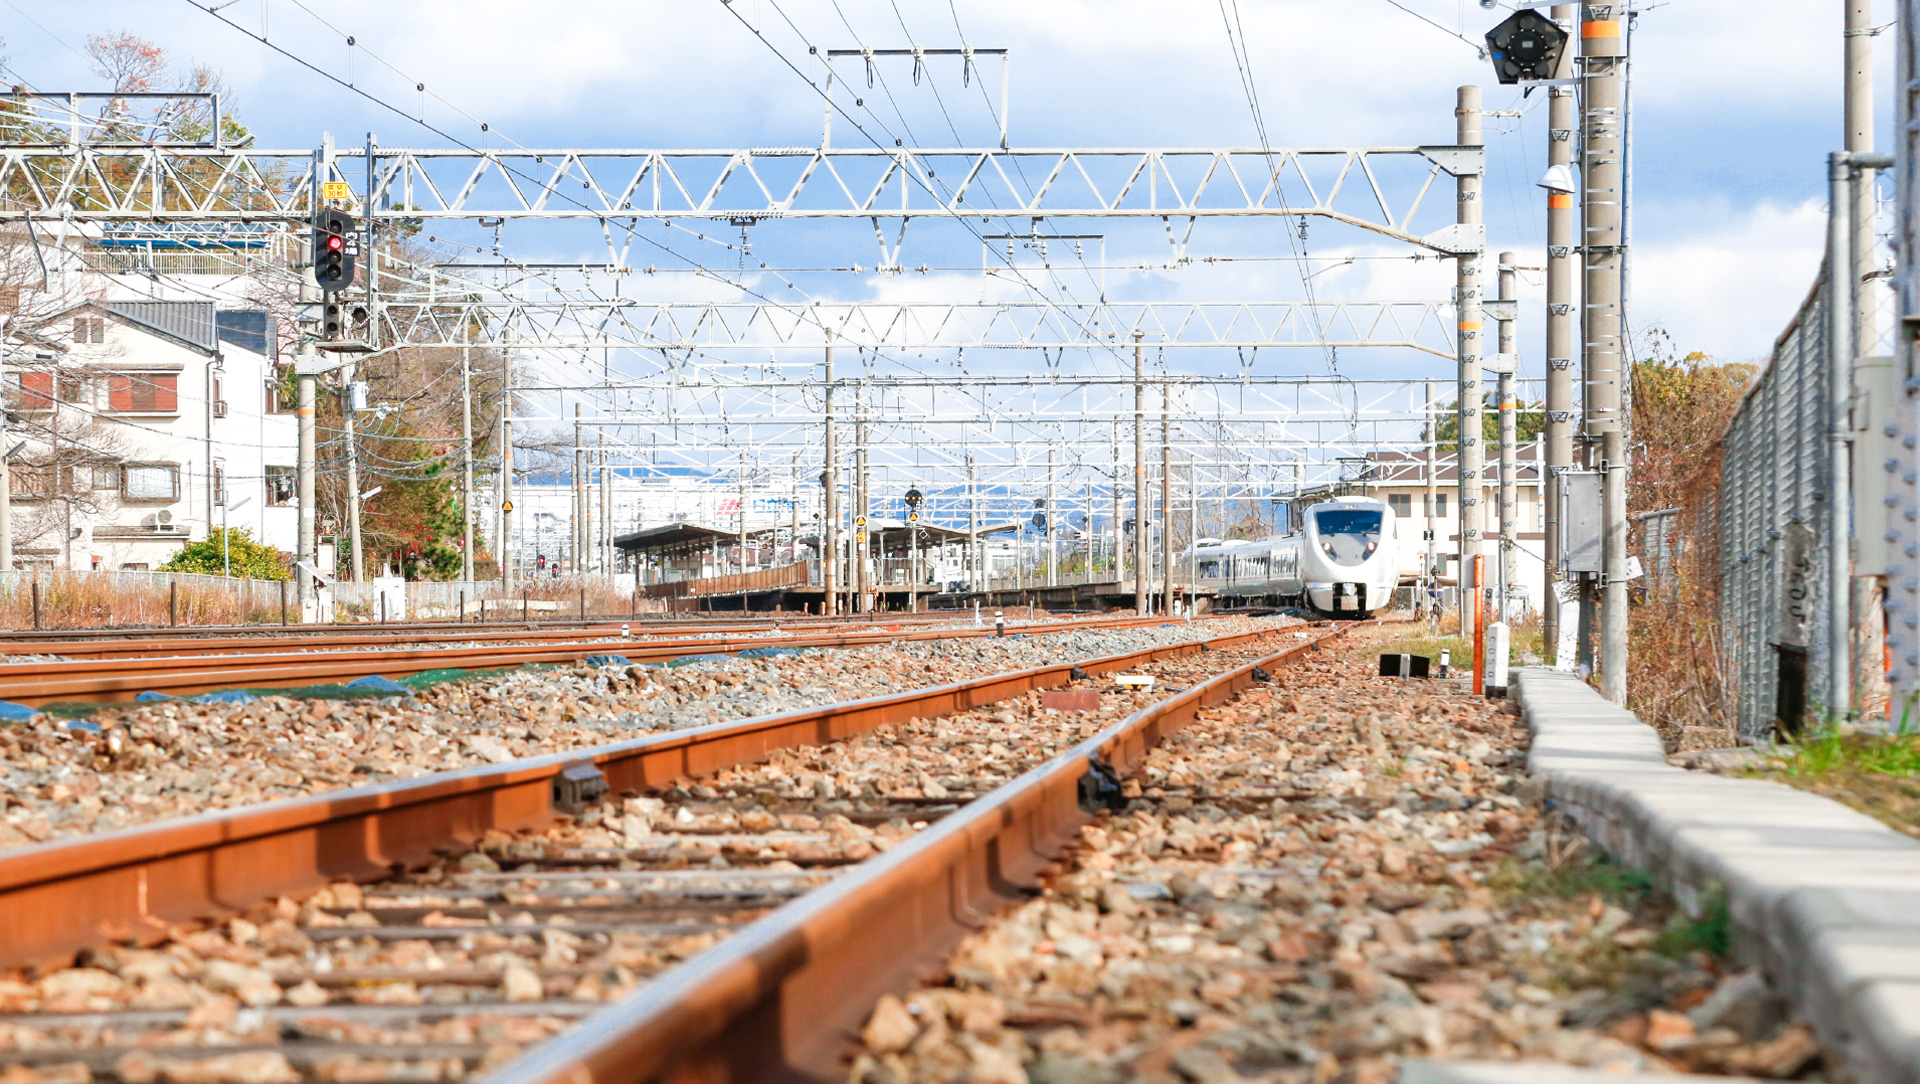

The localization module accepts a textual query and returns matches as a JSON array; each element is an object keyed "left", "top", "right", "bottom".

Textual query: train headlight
[{"left": 1365, "top": 541, "right": 1377, "bottom": 555}]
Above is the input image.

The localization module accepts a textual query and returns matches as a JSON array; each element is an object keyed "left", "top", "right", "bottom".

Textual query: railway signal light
[
  {"left": 312, "top": 209, "right": 359, "bottom": 288},
  {"left": 1484, "top": 9, "right": 1568, "bottom": 84}
]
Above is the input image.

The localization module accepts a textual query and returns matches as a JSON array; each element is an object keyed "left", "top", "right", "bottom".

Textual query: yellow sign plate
[{"left": 322, "top": 181, "right": 354, "bottom": 201}]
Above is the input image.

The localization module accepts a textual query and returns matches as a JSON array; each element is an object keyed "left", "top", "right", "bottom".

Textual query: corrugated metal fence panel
[{"left": 1719, "top": 268, "right": 1831, "bottom": 740}]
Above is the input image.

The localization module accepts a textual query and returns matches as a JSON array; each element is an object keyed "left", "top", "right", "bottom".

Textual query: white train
[{"left": 1186, "top": 496, "right": 1402, "bottom": 617}]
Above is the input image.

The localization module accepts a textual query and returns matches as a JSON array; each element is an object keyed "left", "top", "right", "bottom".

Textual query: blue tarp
[
  {"left": 664, "top": 653, "right": 733, "bottom": 668},
  {"left": 583, "top": 654, "right": 634, "bottom": 668},
  {"left": 737, "top": 646, "right": 800, "bottom": 659},
  {"left": 344, "top": 675, "right": 409, "bottom": 695},
  {"left": 0, "top": 699, "right": 41, "bottom": 722}
]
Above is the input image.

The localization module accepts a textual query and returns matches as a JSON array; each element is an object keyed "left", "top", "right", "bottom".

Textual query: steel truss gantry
[
  {"left": 0, "top": 143, "right": 1482, "bottom": 253},
  {"left": 372, "top": 298, "right": 1457, "bottom": 356}
]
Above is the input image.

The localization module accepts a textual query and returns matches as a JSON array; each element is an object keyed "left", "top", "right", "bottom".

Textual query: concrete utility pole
[
  {"left": 1846, "top": 0, "right": 1881, "bottom": 716},
  {"left": 1455, "top": 85, "right": 1487, "bottom": 638},
  {"left": 1829, "top": 152, "right": 1856, "bottom": 719},
  {"left": 460, "top": 342, "right": 473, "bottom": 583},
  {"left": 1133, "top": 331, "right": 1148, "bottom": 615},
  {"left": 822, "top": 344, "right": 838, "bottom": 616},
  {"left": 1582, "top": 2, "right": 1630, "bottom": 704},
  {"left": 600, "top": 436, "right": 611, "bottom": 573},
  {"left": 968, "top": 455, "right": 979, "bottom": 589},
  {"left": 342, "top": 363, "right": 363, "bottom": 581},
  {"left": 1544, "top": 5, "right": 1578, "bottom": 654},
  {"left": 1498, "top": 252, "right": 1519, "bottom": 620},
  {"left": 1425, "top": 379, "right": 1439, "bottom": 618},
  {"left": 1161, "top": 383, "right": 1173, "bottom": 615}
]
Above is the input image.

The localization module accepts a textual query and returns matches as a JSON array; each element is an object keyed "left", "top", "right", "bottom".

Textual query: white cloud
[{"left": 1629, "top": 197, "right": 1826, "bottom": 361}]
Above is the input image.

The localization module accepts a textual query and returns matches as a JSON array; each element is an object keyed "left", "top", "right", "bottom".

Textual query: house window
[
  {"left": 1432, "top": 492, "right": 1448, "bottom": 518},
  {"left": 266, "top": 366, "right": 296, "bottom": 414},
  {"left": 91, "top": 465, "right": 118, "bottom": 490},
  {"left": 265, "top": 465, "right": 297, "bottom": 507},
  {"left": 1388, "top": 494, "right": 1412, "bottom": 518},
  {"left": 121, "top": 463, "right": 180, "bottom": 502},
  {"left": 212, "top": 462, "right": 226, "bottom": 508},
  {"left": 16, "top": 372, "right": 54, "bottom": 411},
  {"left": 72, "top": 317, "right": 104, "bottom": 344},
  {"left": 107, "top": 372, "right": 179, "bottom": 413},
  {"left": 11, "top": 463, "right": 58, "bottom": 501}
]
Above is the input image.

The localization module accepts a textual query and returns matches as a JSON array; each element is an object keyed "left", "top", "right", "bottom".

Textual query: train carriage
[{"left": 1187, "top": 496, "right": 1399, "bottom": 618}]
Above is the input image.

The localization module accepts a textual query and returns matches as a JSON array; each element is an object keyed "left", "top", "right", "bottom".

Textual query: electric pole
[
  {"left": 1582, "top": 2, "right": 1630, "bottom": 704},
  {"left": 343, "top": 363, "right": 363, "bottom": 581},
  {"left": 1133, "top": 330, "right": 1148, "bottom": 615},
  {"left": 1161, "top": 383, "right": 1173, "bottom": 616},
  {"left": 822, "top": 343, "right": 838, "bottom": 616},
  {"left": 1498, "top": 252, "right": 1519, "bottom": 620},
  {"left": 1846, "top": 0, "right": 1879, "bottom": 715},
  {"left": 855, "top": 383, "right": 869, "bottom": 611},
  {"left": 1455, "top": 85, "right": 1487, "bottom": 638},
  {"left": 1046, "top": 443, "right": 1057, "bottom": 588},
  {"left": 574, "top": 405, "right": 585, "bottom": 572},
  {"left": 1544, "top": 4, "right": 1578, "bottom": 656},
  {"left": 460, "top": 340, "right": 473, "bottom": 584},
  {"left": 1425, "top": 378, "right": 1438, "bottom": 620}
]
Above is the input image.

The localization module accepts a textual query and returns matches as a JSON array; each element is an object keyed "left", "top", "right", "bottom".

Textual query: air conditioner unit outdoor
[
  {"left": 212, "top": 401, "right": 229, "bottom": 418},
  {"left": 155, "top": 510, "right": 173, "bottom": 526}
]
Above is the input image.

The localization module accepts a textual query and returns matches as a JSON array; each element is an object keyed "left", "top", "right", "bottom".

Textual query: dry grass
[{"left": 0, "top": 573, "right": 290, "bottom": 630}]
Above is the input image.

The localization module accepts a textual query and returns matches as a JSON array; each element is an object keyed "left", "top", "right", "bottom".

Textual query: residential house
[{"left": 8, "top": 300, "right": 298, "bottom": 570}]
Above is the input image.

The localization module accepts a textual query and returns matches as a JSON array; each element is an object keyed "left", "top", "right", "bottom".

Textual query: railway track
[
  {"left": 0, "top": 613, "right": 1191, "bottom": 705},
  {"left": 0, "top": 612, "right": 995, "bottom": 657},
  {"left": 0, "top": 621, "right": 1340, "bottom": 1084}
]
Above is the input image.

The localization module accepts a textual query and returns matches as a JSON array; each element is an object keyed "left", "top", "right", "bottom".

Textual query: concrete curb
[
  {"left": 1402, "top": 1060, "right": 1762, "bottom": 1084},
  {"left": 1513, "top": 667, "right": 1920, "bottom": 1084}
]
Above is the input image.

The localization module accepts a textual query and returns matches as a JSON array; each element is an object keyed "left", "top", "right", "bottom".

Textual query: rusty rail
[
  {"left": 489, "top": 624, "right": 1349, "bottom": 1084},
  {"left": 0, "top": 613, "right": 1195, "bottom": 705},
  {"left": 0, "top": 620, "right": 1300, "bottom": 968}
]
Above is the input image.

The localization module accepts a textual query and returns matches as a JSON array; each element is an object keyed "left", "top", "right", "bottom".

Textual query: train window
[{"left": 1313, "top": 509, "right": 1383, "bottom": 536}]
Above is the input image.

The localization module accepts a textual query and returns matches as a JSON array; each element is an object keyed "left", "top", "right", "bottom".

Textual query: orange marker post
[{"left": 1472, "top": 553, "right": 1486, "bottom": 696}]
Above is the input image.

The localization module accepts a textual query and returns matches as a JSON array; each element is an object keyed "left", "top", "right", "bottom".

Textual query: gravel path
[
  {"left": 0, "top": 629, "right": 1297, "bottom": 1084},
  {"left": 848, "top": 626, "right": 1830, "bottom": 1084},
  {"left": 0, "top": 618, "right": 1280, "bottom": 852}
]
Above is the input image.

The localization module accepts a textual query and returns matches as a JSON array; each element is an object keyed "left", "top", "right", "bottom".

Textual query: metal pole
[
  {"left": 1426, "top": 378, "right": 1439, "bottom": 620},
  {"left": 1544, "top": 14, "right": 1577, "bottom": 653},
  {"left": 1187, "top": 449, "right": 1197, "bottom": 616},
  {"left": 1161, "top": 383, "right": 1173, "bottom": 616},
  {"left": 822, "top": 344, "right": 838, "bottom": 616},
  {"left": 1046, "top": 444, "right": 1057, "bottom": 589},
  {"left": 297, "top": 367, "right": 316, "bottom": 606},
  {"left": 1111, "top": 420, "right": 1122, "bottom": 585},
  {"left": 499, "top": 406, "right": 513, "bottom": 587},
  {"left": 600, "top": 437, "right": 612, "bottom": 575},
  {"left": 1583, "top": 2, "right": 1630, "bottom": 704},
  {"left": 1498, "top": 252, "right": 1519, "bottom": 621},
  {"left": 0, "top": 338, "right": 10, "bottom": 572},
  {"left": 856, "top": 385, "right": 869, "bottom": 611},
  {"left": 574, "top": 404, "right": 585, "bottom": 573},
  {"left": 1455, "top": 85, "right": 1487, "bottom": 639},
  {"left": 1829, "top": 151, "right": 1856, "bottom": 719},
  {"left": 461, "top": 341, "right": 474, "bottom": 583},
  {"left": 968, "top": 455, "right": 979, "bottom": 590},
  {"left": 343, "top": 362, "right": 363, "bottom": 581},
  {"left": 1133, "top": 331, "right": 1148, "bottom": 615}
]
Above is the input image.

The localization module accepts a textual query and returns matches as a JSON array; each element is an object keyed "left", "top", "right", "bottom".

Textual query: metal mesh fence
[{"left": 1718, "top": 269, "right": 1834, "bottom": 741}]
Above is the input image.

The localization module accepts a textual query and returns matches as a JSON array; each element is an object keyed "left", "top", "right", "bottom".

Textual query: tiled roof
[{"left": 105, "top": 302, "right": 217, "bottom": 352}]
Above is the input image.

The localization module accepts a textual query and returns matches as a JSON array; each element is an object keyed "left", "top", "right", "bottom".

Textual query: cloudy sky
[{"left": 2, "top": 0, "right": 1882, "bottom": 377}]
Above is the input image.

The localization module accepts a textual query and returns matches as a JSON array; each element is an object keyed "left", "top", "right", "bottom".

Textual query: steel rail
[
  {"left": 0, "top": 614, "right": 1191, "bottom": 705},
  {"left": 0, "top": 610, "right": 985, "bottom": 648},
  {"left": 0, "top": 620, "right": 1301, "bottom": 967},
  {"left": 0, "top": 614, "right": 1004, "bottom": 660},
  {"left": 491, "top": 624, "right": 1350, "bottom": 1084}
]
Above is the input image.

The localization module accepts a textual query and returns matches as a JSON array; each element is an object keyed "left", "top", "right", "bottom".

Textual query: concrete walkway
[{"left": 1514, "top": 667, "right": 1920, "bottom": 1084}]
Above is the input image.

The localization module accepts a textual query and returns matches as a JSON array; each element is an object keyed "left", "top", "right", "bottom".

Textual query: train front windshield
[{"left": 1312, "top": 509, "right": 1383, "bottom": 567}]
